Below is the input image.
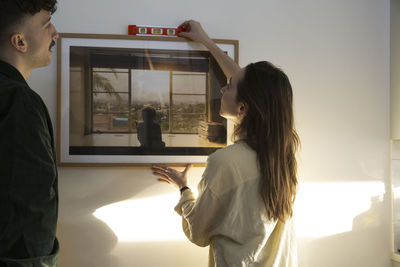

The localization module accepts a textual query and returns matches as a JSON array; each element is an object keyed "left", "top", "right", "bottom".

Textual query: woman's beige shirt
[{"left": 175, "top": 141, "right": 297, "bottom": 267}]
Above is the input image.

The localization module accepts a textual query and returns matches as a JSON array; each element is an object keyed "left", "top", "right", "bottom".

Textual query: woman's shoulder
[
  {"left": 211, "top": 141, "right": 256, "bottom": 162},
  {"left": 206, "top": 141, "right": 258, "bottom": 179},
  {"left": 202, "top": 141, "right": 260, "bottom": 195}
]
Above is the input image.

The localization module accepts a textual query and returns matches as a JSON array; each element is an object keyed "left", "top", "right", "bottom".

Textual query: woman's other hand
[{"left": 152, "top": 164, "right": 192, "bottom": 189}]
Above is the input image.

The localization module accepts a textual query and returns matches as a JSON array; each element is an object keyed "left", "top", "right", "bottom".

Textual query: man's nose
[{"left": 52, "top": 25, "right": 60, "bottom": 39}]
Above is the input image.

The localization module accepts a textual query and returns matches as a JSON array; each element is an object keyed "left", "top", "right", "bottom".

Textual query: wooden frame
[{"left": 57, "top": 33, "right": 238, "bottom": 166}]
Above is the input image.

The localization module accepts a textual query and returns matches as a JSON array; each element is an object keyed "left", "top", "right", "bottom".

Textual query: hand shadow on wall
[{"left": 56, "top": 167, "right": 160, "bottom": 267}]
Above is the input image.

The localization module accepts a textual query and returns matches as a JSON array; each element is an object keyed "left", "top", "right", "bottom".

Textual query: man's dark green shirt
[{"left": 0, "top": 60, "right": 59, "bottom": 266}]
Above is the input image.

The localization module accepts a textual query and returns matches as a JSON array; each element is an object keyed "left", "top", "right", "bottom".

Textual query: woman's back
[{"left": 176, "top": 141, "right": 297, "bottom": 266}]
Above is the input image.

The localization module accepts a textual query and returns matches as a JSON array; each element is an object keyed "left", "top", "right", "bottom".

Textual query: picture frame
[{"left": 57, "top": 33, "right": 238, "bottom": 166}]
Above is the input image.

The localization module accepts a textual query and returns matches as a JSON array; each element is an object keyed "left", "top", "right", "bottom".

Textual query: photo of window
[{"left": 58, "top": 34, "right": 238, "bottom": 165}]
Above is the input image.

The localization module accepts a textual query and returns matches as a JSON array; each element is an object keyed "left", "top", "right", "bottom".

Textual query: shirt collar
[{"left": 0, "top": 60, "right": 28, "bottom": 86}]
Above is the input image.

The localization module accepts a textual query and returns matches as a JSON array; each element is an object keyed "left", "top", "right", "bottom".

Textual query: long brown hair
[{"left": 234, "top": 61, "right": 300, "bottom": 221}]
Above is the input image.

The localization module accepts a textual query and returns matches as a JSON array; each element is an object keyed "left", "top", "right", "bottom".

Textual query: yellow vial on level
[{"left": 152, "top": 28, "right": 162, "bottom": 34}]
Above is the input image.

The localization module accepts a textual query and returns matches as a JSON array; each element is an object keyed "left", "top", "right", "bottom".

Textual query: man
[{"left": 0, "top": 0, "right": 60, "bottom": 266}]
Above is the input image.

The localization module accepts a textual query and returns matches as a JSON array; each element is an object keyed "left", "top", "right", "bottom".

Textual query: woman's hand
[
  {"left": 152, "top": 164, "right": 192, "bottom": 189},
  {"left": 178, "top": 19, "right": 240, "bottom": 79},
  {"left": 178, "top": 20, "right": 212, "bottom": 45}
]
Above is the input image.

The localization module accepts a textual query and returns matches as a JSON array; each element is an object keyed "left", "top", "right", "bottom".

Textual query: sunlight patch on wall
[
  {"left": 93, "top": 182, "right": 385, "bottom": 242},
  {"left": 93, "top": 193, "right": 188, "bottom": 242},
  {"left": 294, "top": 182, "right": 385, "bottom": 238}
]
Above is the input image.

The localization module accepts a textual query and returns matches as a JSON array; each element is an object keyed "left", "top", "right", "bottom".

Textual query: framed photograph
[{"left": 57, "top": 33, "right": 238, "bottom": 166}]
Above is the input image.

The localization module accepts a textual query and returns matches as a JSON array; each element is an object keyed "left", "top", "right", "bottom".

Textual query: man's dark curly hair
[{"left": 0, "top": 0, "right": 57, "bottom": 46}]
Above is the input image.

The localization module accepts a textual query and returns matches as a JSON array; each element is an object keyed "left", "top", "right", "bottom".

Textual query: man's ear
[{"left": 10, "top": 33, "right": 27, "bottom": 53}]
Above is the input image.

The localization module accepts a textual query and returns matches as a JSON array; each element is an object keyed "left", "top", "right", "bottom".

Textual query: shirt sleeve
[{"left": 174, "top": 153, "right": 233, "bottom": 247}]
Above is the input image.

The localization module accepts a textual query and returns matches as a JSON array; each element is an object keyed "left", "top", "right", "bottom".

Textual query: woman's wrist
[{"left": 180, "top": 186, "right": 190, "bottom": 195}]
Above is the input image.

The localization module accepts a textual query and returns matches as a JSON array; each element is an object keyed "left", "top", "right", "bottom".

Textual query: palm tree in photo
[
  {"left": 92, "top": 69, "right": 123, "bottom": 106},
  {"left": 92, "top": 69, "right": 126, "bottom": 132}
]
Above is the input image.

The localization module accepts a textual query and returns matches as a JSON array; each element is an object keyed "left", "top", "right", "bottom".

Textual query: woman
[{"left": 152, "top": 20, "right": 300, "bottom": 267}]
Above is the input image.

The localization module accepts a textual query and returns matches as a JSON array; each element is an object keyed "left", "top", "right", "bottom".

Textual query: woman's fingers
[
  {"left": 152, "top": 164, "right": 181, "bottom": 174},
  {"left": 157, "top": 178, "right": 171, "bottom": 184},
  {"left": 151, "top": 164, "right": 189, "bottom": 189},
  {"left": 152, "top": 164, "right": 166, "bottom": 170},
  {"left": 152, "top": 169, "right": 169, "bottom": 177},
  {"left": 178, "top": 20, "right": 190, "bottom": 30},
  {"left": 152, "top": 164, "right": 171, "bottom": 174},
  {"left": 178, "top": 31, "right": 190, "bottom": 38},
  {"left": 177, "top": 20, "right": 199, "bottom": 39}
]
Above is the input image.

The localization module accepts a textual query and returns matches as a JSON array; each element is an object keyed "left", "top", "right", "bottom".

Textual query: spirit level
[{"left": 128, "top": 25, "right": 186, "bottom": 37}]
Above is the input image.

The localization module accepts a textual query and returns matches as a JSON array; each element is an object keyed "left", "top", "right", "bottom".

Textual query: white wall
[
  {"left": 26, "top": 0, "right": 391, "bottom": 266},
  {"left": 392, "top": 0, "right": 400, "bottom": 139}
]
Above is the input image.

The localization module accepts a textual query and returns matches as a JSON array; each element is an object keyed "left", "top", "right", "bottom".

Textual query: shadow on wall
[
  {"left": 296, "top": 183, "right": 391, "bottom": 267},
  {"left": 56, "top": 167, "right": 154, "bottom": 267},
  {"left": 56, "top": 167, "right": 208, "bottom": 267}
]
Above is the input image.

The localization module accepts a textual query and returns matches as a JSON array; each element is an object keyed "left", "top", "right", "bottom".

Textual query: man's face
[{"left": 22, "top": 9, "right": 59, "bottom": 69}]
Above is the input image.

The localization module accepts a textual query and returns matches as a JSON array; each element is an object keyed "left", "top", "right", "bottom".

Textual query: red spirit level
[{"left": 128, "top": 25, "right": 186, "bottom": 37}]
